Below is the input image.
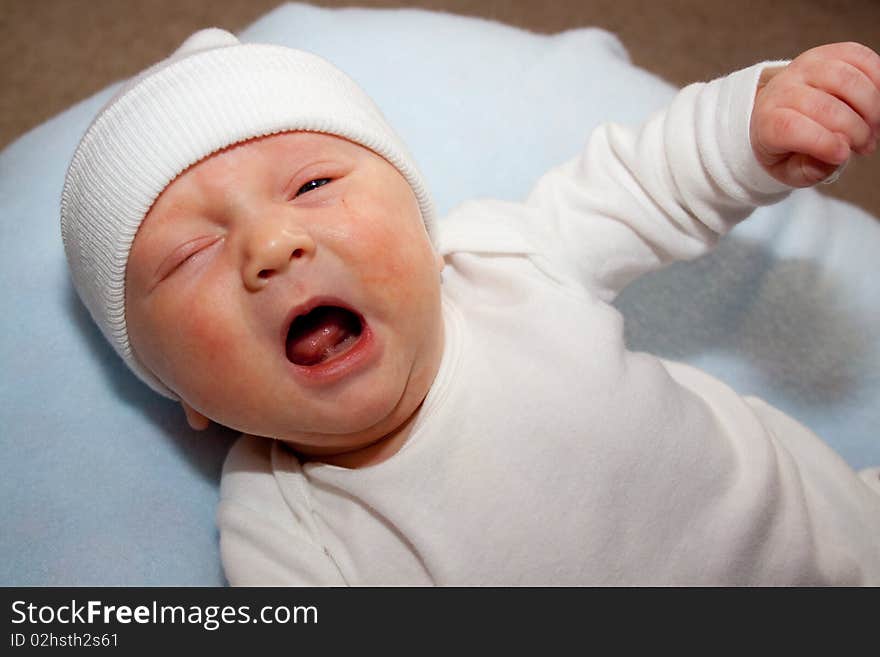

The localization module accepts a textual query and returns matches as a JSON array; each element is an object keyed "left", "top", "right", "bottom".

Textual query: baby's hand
[{"left": 750, "top": 42, "right": 880, "bottom": 187}]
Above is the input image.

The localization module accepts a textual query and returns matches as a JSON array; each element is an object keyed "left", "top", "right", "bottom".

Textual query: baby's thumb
[{"left": 786, "top": 153, "right": 841, "bottom": 187}]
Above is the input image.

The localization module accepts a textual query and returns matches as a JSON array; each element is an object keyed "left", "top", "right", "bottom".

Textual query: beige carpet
[{"left": 2, "top": 0, "right": 878, "bottom": 215}]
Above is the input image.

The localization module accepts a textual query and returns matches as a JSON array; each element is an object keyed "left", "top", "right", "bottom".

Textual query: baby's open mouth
[{"left": 285, "top": 305, "right": 364, "bottom": 367}]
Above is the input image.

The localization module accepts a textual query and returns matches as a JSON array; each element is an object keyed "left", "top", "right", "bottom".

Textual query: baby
[{"left": 61, "top": 28, "right": 880, "bottom": 585}]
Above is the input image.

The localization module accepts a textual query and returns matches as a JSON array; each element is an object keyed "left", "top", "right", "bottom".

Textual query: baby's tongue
[{"left": 286, "top": 306, "right": 360, "bottom": 366}]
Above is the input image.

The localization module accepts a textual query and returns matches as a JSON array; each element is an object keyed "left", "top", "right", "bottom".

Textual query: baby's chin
[
  {"left": 273, "top": 319, "right": 440, "bottom": 450},
  {"left": 228, "top": 358, "right": 416, "bottom": 444},
  {"left": 269, "top": 381, "right": 419, "bottom": 455}
]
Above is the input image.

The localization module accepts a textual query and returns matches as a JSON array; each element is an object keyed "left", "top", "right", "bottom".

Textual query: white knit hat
[{"left": 61, "top": 28, "right": 436, "bottom": 399}]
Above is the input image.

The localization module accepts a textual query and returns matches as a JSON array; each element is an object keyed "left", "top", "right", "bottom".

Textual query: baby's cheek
[
  {"left": 147, "top": 293, "right": 242, "bottom": 401},
  {"left": 169, "top": 311, "right": 260, "bottom": 418},
  {"left": 346, "top": 199, "right": 435, "bottom": 298},
  {"left": 178, "top": 303, "right": 239, "bottom": 364},
  {"left": 365, "top": 244, "right": 431, "bottom": 311}
]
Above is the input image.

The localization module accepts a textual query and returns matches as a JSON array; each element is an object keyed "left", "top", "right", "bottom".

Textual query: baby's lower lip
[{"left": 288, "top": 323, "right": 380, "bottom": 386}]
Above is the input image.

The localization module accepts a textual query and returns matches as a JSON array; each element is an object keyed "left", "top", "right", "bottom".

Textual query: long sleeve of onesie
[{"left": 442, "top": 62, "right": 794, "bottom": 301}]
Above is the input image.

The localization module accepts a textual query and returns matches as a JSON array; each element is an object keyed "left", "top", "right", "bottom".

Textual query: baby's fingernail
[{"left": 803, "top": 162, "right": 828, "bottom": 182}]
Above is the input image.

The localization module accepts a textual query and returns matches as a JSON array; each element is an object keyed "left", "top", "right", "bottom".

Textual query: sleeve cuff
[{"left": 717, "top": 60, "right": 794, "bottom": 198}]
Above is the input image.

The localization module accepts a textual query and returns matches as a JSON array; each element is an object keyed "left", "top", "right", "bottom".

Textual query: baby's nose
[{"left": 243, "top": 225, "right": 316, "bottom": 291}]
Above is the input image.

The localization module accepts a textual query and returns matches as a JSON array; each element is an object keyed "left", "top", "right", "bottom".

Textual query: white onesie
[{"left": 217, "top": 63, "right": 880, "bottom": 586}]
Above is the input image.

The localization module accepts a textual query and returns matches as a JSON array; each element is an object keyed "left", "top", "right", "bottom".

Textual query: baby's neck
[{"left": 297, "top": 400, "right": 425, "bottom": 469}]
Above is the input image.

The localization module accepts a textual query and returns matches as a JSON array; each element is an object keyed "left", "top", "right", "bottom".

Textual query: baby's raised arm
[
  {"left": 507, "top": 42, "right": 880, "bottom": 301},
  {"left": 751, "top": 42, "right": 880, "bottom": 187}
]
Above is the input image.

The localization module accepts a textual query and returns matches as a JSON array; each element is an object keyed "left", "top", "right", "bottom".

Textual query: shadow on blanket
[{"left": 618, "top": 235, "right": 874, "bottom": 408}]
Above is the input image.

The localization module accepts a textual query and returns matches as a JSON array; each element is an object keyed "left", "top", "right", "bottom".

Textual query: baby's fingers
[
  {"left": 782, "top": 84, "right": 876, "bottom": 155},
  {"left": 755, "top": 107, "right": 850, "bottom": 166},
  {"left": 803, "top": 58, "right": 880, "bottom": 138},
  {"left": 801, "top": 42, "right": 880, "bottom": 92}
]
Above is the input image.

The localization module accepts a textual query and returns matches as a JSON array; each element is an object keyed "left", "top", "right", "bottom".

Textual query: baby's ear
[{"left": 181, "top": 401, "right": 211, "bottom": 431}]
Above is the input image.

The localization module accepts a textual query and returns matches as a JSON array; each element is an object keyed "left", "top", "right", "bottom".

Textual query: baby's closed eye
[{"left": 155, "top": 235, "right": 223, "bottom": 284}]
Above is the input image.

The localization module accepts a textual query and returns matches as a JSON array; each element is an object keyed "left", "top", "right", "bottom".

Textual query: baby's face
[{"left": 125, "top": 132, "right": 445, "bottom": 456}]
